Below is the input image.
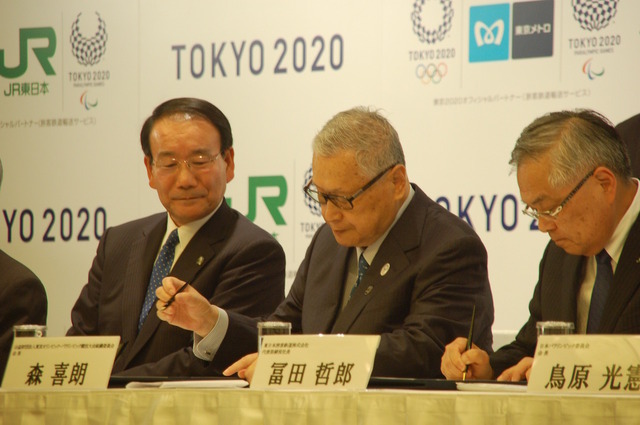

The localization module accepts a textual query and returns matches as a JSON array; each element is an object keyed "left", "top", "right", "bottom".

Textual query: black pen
[
  {"left": 161, "top": 258, "right": 207, "bottom": 310},
  {"left": 162, "top": 281, "right": 190, "bottom": 310},
  {"left": 462, "top": 304, "right": 476, "bottom": 381}
]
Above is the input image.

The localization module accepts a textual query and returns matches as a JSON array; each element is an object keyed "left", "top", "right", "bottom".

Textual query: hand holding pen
[
  {"left": 155, "top": 276, "right": 220, "bottom": 337},
  {"left": 462, "top": 304, "right": 476, "bottom": 381},
  {"left": 440, "top": 307, "right": 493, "bottom": 381},
  {"left": 158, "top": 260, "right": 207, "bottom": 310},
  {"left": 161, "top": 280, "right": 189, "bottom": 310}
]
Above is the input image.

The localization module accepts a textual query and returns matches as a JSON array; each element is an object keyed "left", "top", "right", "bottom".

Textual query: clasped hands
[{"left": 440, "top": 337, "right": 533, "bottom": 382}]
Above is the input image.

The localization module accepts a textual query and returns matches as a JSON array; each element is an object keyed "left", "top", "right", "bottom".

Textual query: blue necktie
[
  {"left": 350, "top": 253, "right": 369, "bottom": 298},
  {"left": 138, "top": 229, "right": 179, "bottom": 332},
  {"left": 587, "top": 249, "right": 612, "bottom": 334}
]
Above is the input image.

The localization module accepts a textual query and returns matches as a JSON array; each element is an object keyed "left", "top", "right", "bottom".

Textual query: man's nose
[
  {"left": 175, "top": 161, "right": 199, "bottom": 184},
  {"left": 536, "top": 215, "right": 556, "bottom": 233},
  {"left": 321, "top": 200, "right": 342, "bottom": 222}
]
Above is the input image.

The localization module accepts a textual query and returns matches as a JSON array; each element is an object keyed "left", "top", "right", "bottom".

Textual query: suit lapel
[
  {"left": 304, "top": 244, "right": 350, "bottom": 334},
  {"left": 124, "top": 203, "right": 238, "bottom": 366},
  {"left": 331, "top": 186, "right": 425, "bottom": 333},
  {"left": 601, "top": 214, "right": 640, "bottom": 332},
  {"left": 119, "top": 216, "right": 166, "bottom": 368},
  {"left": 170, "top": 203, "right": 236, "bottom": 297},
  {"left": 560, "top": 253, "right": 583, "bottom": 323}
]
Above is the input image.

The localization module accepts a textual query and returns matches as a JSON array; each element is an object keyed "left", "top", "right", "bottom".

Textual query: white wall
[{"left": 1, "top": 0, "right": 638, "bottom": 337}]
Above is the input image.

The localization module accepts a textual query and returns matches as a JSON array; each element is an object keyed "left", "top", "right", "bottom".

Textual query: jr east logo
[{"left": 0, "top": 28, "right": 56, "bottom": 78}]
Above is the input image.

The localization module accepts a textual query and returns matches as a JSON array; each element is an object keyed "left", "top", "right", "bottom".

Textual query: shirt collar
[
  {"left": 165, "top": 199, "right": 224, "bottom": 249},
  {"left": 358, "top": 185, "right": 415, "bottom": 264}
]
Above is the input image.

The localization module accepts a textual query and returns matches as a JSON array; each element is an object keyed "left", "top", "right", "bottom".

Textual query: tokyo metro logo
[
  {"left": 469, "top": 1, "right": 553, "bottom": 63},
  {"left": 469, "top": 4, "right": 509, "bottom": 63}
]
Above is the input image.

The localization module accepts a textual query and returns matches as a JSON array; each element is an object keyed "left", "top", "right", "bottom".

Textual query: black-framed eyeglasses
[
  {"left": 152, "top": 151, "right": 223, "bottom": 175},
  {"left": 303, "top": 164, "right": 397, "bottom": 210},
  {"left": 522, "top": 169, "right": 596, "bottom": 220}
]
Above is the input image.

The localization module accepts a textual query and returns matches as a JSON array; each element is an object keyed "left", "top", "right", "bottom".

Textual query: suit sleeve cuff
[{"left": 193, "top": 307, "right": 229, "bottom": 361}]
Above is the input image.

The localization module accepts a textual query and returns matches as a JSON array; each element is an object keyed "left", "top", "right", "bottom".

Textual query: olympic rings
[{"left": 415, "top": 62, "right": 448, "bottom": 84}]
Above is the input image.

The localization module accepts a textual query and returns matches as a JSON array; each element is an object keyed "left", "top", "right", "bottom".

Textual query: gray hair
[
  {"left": 312, "top": 107, "right": 405, "bottom": 177},
  {"left": 510, "top": 109, "right": 631, "bottom": 187}
]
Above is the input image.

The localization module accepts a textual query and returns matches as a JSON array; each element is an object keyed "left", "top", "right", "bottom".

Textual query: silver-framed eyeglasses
[
  {"left": 303, "top": 164, "right": 397, "bottom": 210},
  {"left": 522, "top": 169, "right": 595, "bottom": 220},
  {"left": 152, "top": 152, "right": 223, "bottom": 175}
]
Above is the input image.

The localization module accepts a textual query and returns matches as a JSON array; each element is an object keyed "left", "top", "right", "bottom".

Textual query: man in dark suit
[
  {"left": 441, "top": 109, "right": 640, "bottom": 381},
  {"left": 0, "top": 158, "right": 48, "bottom": 382},
  {"left": 616, "top": 113, "right": 640, "bottom": 176},
  {"left": 67, "top": 98, "right": 285, "bottom": 377},
  {"left": 156, "top": 107, "right": 494, "bottom": 380}
]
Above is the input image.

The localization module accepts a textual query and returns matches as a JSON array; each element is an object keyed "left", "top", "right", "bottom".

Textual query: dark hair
[{"left": 140, "top": 98, "right": 233, "bottom": 160}]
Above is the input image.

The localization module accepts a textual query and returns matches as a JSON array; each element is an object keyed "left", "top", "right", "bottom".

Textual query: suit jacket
[
  {"left": 0, "top": 249, "right": 47, "bottom": 381},
  {"left": 67, "top": 201, "right": 285, "bottom": 377},
  {"left": 490, "top": 213, "right": 640, "bottom": 376},
  {"left": 215, "top": 184, "right": 494, "bottom": 378},
  {"left": 616, "top": 113, "right": 640, "bottom": 177}
]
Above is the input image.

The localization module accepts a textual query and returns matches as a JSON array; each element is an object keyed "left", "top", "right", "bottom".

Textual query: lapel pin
[
  {"left": 364, "top": 285, "right": 373, "bottom": 296},
  {"left": 636, "top": 257, "right": 640, "bottom": 264},
  {"left": 380, "top": 263, "right": 390, "bottom": 276},
  {"left": 196, "top": 256, "right": 204, "bottom": 266}
]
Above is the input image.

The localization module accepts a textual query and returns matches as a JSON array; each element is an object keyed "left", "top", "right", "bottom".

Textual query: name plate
[
  {"left": 528, "top": 334, "right": 640, "bottom": 395},
  {"left": 251, "top": 334, "right": 380, "bottom": 390},
  {"left": 2, "top": 336, "right": 120, "bottom": 390}
]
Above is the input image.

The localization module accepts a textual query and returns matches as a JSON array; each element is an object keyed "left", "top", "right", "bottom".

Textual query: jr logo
[
  {"left": 0, "top": 28, "right": 57, "bottom": 78},
  {"left": 247, "top": 176, "right": 287, "bottom": 225}
]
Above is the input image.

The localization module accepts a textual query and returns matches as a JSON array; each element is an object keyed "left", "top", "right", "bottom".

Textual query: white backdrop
[{"left": 1, "top": 0, "right": 639, "bottom": 339}]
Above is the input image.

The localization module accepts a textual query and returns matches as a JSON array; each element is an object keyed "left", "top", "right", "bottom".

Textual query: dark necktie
[
  {"left": 138, "top": 229, "right": 179, "bottom": 331},
  {"left": 350, "top": 253, "right": 369, "bottom": 298},
  {"left": 587, "top": 249, "right": 613, "bottom": 334}
]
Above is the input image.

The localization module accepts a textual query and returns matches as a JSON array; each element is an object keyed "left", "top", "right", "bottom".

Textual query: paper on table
[
  {"left": 126, "top": 379, "right": 248, "bottom": 389},
  {"left": 456, "top": 381, "right": 527, "bottom": 392}
]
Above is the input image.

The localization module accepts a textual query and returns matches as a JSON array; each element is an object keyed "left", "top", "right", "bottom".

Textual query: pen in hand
[
  {"left": 161, "top": 280, "right": 190, "bottom": 310},
  {"left": 462, "top": 304, "right": 476, "bottom": 381},
  {"left": 160, "top": 256, "right": 207, "bottom": 310}
]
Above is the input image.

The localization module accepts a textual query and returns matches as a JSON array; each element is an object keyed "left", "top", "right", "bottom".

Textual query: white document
[
  {"left": 456, "top": 382, "right": 527, "bottom": 392},
  {"left": 126, "top": 379, "right": 248, "bottom": 389}
]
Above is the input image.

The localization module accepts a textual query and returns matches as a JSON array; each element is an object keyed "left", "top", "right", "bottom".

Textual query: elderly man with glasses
[
  {"left": 441, "top": 109, "right": 640, "bottom": 382},
  {"left": 67, "top": 98, "right": 285, "bottom": 378},
  {"left": 156, "top": 106, "right": 494, "bottom": 381}
]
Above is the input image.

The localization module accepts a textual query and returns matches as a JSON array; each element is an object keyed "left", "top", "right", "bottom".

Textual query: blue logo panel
[{"left": 469, "top": 3, "right": 510, "bottom": 63}]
